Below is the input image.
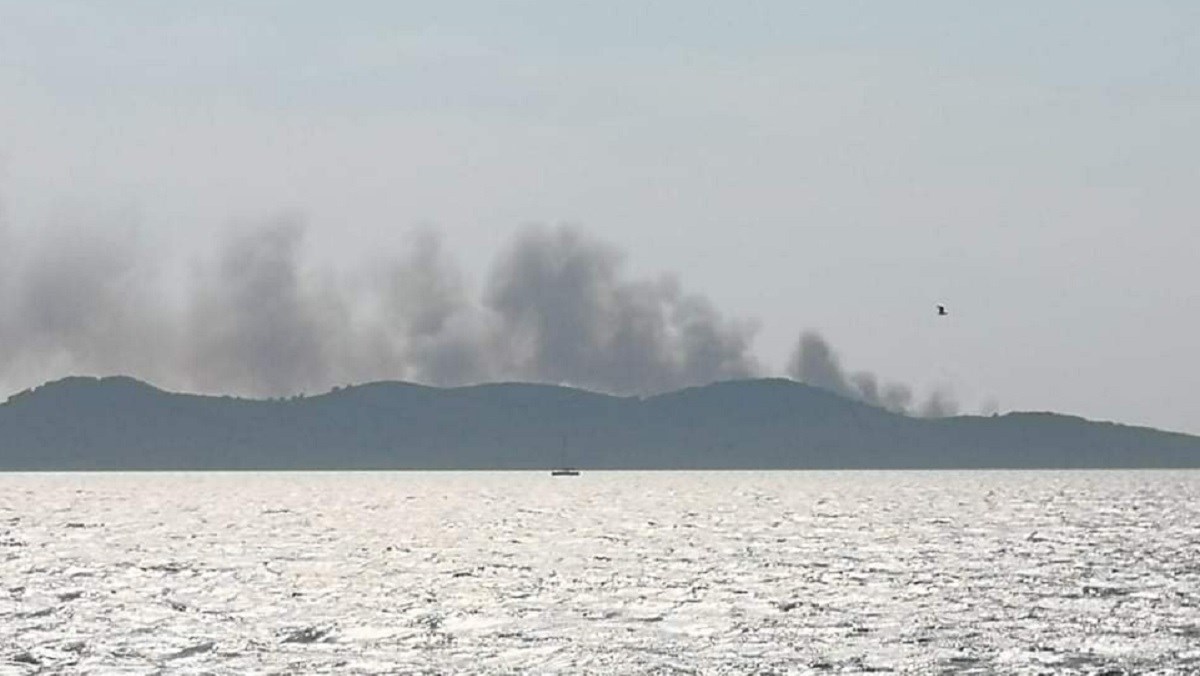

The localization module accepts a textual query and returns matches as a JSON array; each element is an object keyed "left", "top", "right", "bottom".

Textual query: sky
[{"left": 0, "top": 2, "right": 1197, "bottom": 432}]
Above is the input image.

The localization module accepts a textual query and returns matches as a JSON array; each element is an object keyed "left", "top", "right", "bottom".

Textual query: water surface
[{"left": 2, "top": 470, "right": 1199, "bottom": 673}]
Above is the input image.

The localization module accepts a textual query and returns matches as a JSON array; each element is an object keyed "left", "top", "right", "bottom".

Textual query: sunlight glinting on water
[{"left": 3, "top": 470, "right": 1199, "bottom": 673}]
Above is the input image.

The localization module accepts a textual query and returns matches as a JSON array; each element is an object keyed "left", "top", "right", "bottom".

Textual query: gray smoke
[
  {"left": 0, "top": 218, "right": 176, "bottom": 389},
  {"left": 187, "top": 218, "right": 353, "bottom": 395},
  {"left": 0, "top": 218, "right": 761, "bottom": 397},
  {"left": 787, "top": 332, "right": 854, "bottom": 398},
  {"left": 919, "top": 389, "right": 959, "bottom": 419},
  {"left": 485, "top": 226, "right": 759, "bottom": 393},
  {"left": 369, "top": 227, "right": 492, "bottom": 387},
  {"left": 787, "top": 331, "right": 956, "bottom": 417},
  {"left": 0, "top": 212, "right": 965, "bottom": 411}
]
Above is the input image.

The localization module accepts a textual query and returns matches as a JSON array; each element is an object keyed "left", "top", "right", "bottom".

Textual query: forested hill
[{"left": 1, "top": 376, "right": 1198, "bottom": 470}]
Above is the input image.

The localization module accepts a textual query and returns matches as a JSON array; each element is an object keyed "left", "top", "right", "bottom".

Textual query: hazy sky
[{"left": 1, "top": 2, "right": 1197, "bottom": 432}]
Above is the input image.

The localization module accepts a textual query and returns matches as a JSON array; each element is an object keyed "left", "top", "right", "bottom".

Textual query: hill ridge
[{"left": 1, "top": 375, "right": 1197, "bottom": 469}]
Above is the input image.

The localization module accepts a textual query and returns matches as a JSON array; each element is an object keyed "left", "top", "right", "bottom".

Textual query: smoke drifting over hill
[
  {"left": 0, "top": 217, "right": 956, "bottom": 415},
  {"left": 786, "top": 331, "right": 958, "bottom": 417},
  {"left": 0, "top": 219, "right": 760, "bottom": 397},
  {"left": 485, "top": 227, "right": 759, "bottom": 393},
  {"left": 0, "top": 221, "right": 173, "bottom": 388}
]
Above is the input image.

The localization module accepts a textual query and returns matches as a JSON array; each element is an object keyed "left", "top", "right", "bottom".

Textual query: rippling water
[{"left": 2, "top": 470, "right": 1199, "bottom": 674}]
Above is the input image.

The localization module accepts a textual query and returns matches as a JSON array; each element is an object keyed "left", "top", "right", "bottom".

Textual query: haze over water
[{"left": 3, "top": 470, "right": 1199, "bottom": 673}]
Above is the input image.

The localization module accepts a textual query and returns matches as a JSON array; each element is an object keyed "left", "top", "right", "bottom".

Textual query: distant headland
[{"left": 1, "top": 376, "right": 1198, "bottom": 470}]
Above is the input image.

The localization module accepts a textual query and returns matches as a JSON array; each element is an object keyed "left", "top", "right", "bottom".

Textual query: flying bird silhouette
[{"left": 937, "top": 304, "right": 948, "bottom": 316}]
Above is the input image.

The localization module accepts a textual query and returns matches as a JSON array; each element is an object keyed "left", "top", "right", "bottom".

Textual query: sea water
[{"left": 2, "top": 470, "right": 1199, "bottom": 674}]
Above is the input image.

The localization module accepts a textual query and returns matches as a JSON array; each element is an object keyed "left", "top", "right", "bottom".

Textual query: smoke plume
[
  {"left": 0, "top": 219, "right": 760, "bottom": 397},
  {"left": 485, "top": 226, "right": 759, "bottom": 393},
  {"left": 187, "top": 218, "right": 352, "bottom": 395},
  {"left": 786, "top": 331, "right": 957, "bottom": 417},
  {"left": 0, "top": 219, "right": 175, "bottom": 390},
  {"left": 0, "top": 210, "right": 965, "bottom": 416}
]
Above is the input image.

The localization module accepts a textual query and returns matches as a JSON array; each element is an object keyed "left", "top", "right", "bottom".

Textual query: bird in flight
[{"left": 937, "top": 304, "right": 948, "bottom": 316}]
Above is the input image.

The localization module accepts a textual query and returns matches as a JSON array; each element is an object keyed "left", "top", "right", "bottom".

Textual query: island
[{"left": 1, "top": 376, "right": 1197, "bottom": 470}]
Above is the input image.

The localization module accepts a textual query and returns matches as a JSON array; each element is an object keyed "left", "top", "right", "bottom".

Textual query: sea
[{"left": 2, "top": 470, "right": 1199, "bottom": 674}]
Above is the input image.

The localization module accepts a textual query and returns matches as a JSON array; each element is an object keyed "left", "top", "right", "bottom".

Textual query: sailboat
[{"left": 550, "top": 434, "right": 580, "bottom": 476}]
